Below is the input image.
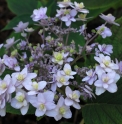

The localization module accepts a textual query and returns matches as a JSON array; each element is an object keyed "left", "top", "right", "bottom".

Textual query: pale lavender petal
[
  {"left": 37, "top": 93, "right": 45, "bottom": 103},
  {"left": 94, "top": 80, "right": 103, "bottom": 87},
  {"left": 73, "top": 102, "right": 81, "bottom": 109},
  {"left": 0, "top": 107, "right": 6, "bottom": 116},
  {"left": 20, "top": 104, "right": 29, "bottom": 115},
  {"left": 28, "top": 91, "right": 37, "bottom": 95},
  {"left": 45, "top": 109, "right": 57, "bottom": 117},
  {"left": 38, "top": 81, "right": 47, "bottom": 90},
  {"left": 35, "top": 109, "right": 45, "bottom": 117},
  {"left": 96, "top": 87, "right": 105, "bottom": 95},
  {"left": 45, "top": 102, "right": 56, "bottom": 110},
  {"left": 65, "top": 86, "right": 72, "bottom": 97},
  {"left": 57, "top": 97, "right": 64, "bottom": 107},
  {"left": 107, "top": 83, "right": 117, "bottom": 93},
  {"left": 63, "top": 109, "right": 72, "bottom": 118},
  {"left": 43, "top": 91, "right": 54, "bottom": 102},
  {"left": 55, "top": 114, "right": 62, "bottom": 121},
  {"left": 65, "top": 98, "right": 73, "bottom": 106}
]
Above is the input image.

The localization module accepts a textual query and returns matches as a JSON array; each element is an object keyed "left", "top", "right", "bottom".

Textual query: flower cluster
[{"left": 0, "top": 0, "right": 121, "bottom": 121}]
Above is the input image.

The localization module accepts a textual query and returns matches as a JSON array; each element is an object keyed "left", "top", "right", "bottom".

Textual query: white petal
[
  {"left": 57, "top": 97, "right": 64, "bottom": 107},
  {"left": 63, "top": 109, "right": 72, "bottom": 119},
  {"left": 70, "top": 9, "right": 77, "bottom": 16},
  {"left": 107, "top": 83, "right": 117, "bottom": 93},
  {"left": 35, "top": 109, "right": 45, "bottom": 117},
  {"left": 64, "top": 63, "right": 71, "bottom": 70},
  {"left": 103, "top": 83, "right": 108, "bottom": 89},
  {"left": 65, "top": 98, "right": 73, "bottom": 106},
  {"left": 66, "top": 21, "right": 71, "bottom": 26},
  {"left": 8, "top": 85, "right": 15, "bottom": 93},
  {"left": 20, "top": 104, "right": 29, "bottom": 115},
  {"left": 65, "top": 86, "right": 72, "bottom": 97},
  {"left": 38, "top": 81, "right": 47, "bottom": 90},
  {"left": 28, "top": 91, "right": 37, "bottom": 95},
  {"left": 11, "top": 99, "right": 22, "bottom": 109},
  {"left": 37, "top": 93, "right": 45, "bottom": 103},
  {"left": 55, "top": 114, "right": 62, "bottom": 121},
  {"left": 94, "top": 80, "right": 103, "bottom": 87},
  {"left": 43, "top": 91, "right": 54, "bottom": 102},
  {"left": 45, "top": 109, "right": 57, "bottom": 117},
  {"left": 0, "top": 107, "right": 6, "bottom": 116},
  {"left": 95, "top": 87, "right": 105, "bottom": 95},
  {"left": 73, "top": 102, "right": 81, "bottom": 109},
  {"left": 45, "top": 102, "right": 56, "bottom": 110}
]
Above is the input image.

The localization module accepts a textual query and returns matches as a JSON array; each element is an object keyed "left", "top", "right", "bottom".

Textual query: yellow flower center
[
  {"left": 103, "top": 77, "right": 109, "bottom": 83},
  {"left": 107, "top": 14, "right": 112, "bottom": 17},
  {"left": 72, "top": 93, "right": 78, "bottom": 99},
  {"left": 32, "top": 82, "right": 38, "bottom": 90},
  {"left": 0, "top": 82, "right": 7, "bottom": 89},
  {"left": 59, "top": 77, "right": 65, "bottom": 84},
  {"left": 64, "top": 10, "right": 70, "bottom": 15},
  {"left": 17, "top": 74, "right": 25, "bottom": 81},
  {"left": 103, "top": 60, "right": 110, "bottom": 66},
  {"left": 39, "top": 104, "right": 45, "bottom": 110},
  {"left": 59, "top": 107, "right": 66, "bottom": 115},
  {"left": 78, "top": 14, "right": 87, "bottom": 19},
  {"left": 54, "top": 53, "right": 63, "bottom": 62},
  {"left": 65, "top": 69, "right": 71, "bottom": 75},
  {"left": 16, "top": 95, "right": 25, "bottom": 102},
  {"left": 78, "top": 3, "right": 84, "bottom": 8}
]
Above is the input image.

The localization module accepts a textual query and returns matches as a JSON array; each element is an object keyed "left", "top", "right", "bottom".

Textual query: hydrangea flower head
[
  {"left": 61, "top": 9, "right": 77, "bottom": 26},
  {"left": 29, "top": 91, "right": 56, "bottom": 117},
  {"left": 57, "top": 0, "right": 72, "bottom": 8},
  {"left": 11, "top": 89, "right": 30, "bottom": 115},
  {"left": 4, "top": 37, "right": 18, "bottom": 49},
  {"left": 65, "top": 86, "right": 81, "bottom": 109},
  {"left": 82, "top": 69, "right": 97, "bottom": 85},
  {"left": 12, "top": 67, "right": 37, "bottom": 88},
  {"left": 94, "top": 71, "right": 120, "bottom": 95},
  {"left": 96, "top": 44, "right": 113, "bottom": 56},
  {"left": 52, "top": 52, "right": 67, "bottom": 65},
  {"left": 56, "top": 71, "right": 69, "bottom": 87},
  {"left": 24, "top": 81, "right": 47, "bottom": 95},
  {"left": 13, "top": 21, "right": 29, "bottom": 33},
  {"left": 61, "top": 63, "right": 76, "bottom": 79},
  {"left": 51, "top": 97, "right": 72, "bottom": 121},
  {"left": 99, "top": 13, "right": 120, "bottom": 26},
  {"left": 96, "top": 25, "right": 112, "bottom": 38},
  {"left": 71, "top": 2, "right": 89, "bottom": 13},
  {"left": 3, "top": 55, "right": 20, "bottom": 71},
  {"left": 31, "top": 7, "right": 48, "bottom": 21},
  {"left": 94, "top": 54, "right": 119, "bottom": 72}
]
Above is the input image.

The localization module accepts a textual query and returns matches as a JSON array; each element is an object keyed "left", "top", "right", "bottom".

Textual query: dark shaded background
[{"left": 0, "top": 0, "right": 14, "bottom": 43}]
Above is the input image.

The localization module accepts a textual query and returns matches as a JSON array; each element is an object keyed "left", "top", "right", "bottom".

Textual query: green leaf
[
  {"left": 71, "top": 0, "right": 121, "bottom": 9},
  {"left": 6, "top": 0, "right": 38, "bottom": 15},
  {"left": 46, "top": 0, "right": 57, "bottom": 16},
  {"left": 68, "top": 23, "right": 85, "bottom": 48},
  {"left": 82, "top": 104, "right": 122, "bottom": 124},
  {"left": 37, "top": 1, "right": 42, "bottom": 8},
  {"left": 95, "top": 16, "right": 122, "bottom": 60},
  {"left": 3, "top": 14, "right": 34, "bottom": 31}
]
